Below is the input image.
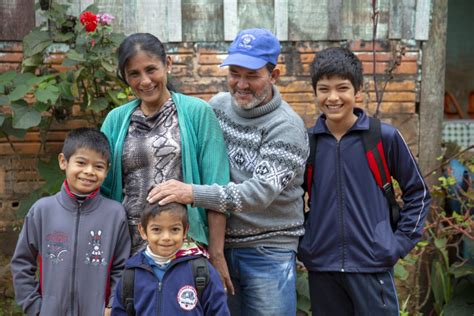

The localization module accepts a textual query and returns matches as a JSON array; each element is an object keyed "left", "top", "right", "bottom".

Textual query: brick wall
[{"left": 0, "top": 39, "right": 421, "bottom": 238}]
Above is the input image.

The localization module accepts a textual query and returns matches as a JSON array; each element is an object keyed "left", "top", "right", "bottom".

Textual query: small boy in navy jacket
[
  {"left": 112, "top": 202, "right": 229, "bottom": 315},
  {"left": 298, "top": 47, "right": 431, "bottom": 315}
]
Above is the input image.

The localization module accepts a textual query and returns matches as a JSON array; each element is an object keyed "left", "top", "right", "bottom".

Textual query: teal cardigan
[{"left": 100, "top": 92, "right": 230, "bottom": 245}]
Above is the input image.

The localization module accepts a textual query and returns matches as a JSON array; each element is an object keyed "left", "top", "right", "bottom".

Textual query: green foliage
[
  {"left": 0, "top": 2, "right": 131, "bottom": 213},
  {"left": 0, "top": 2, "right": 129, "bottom": 135},
  {"left": 296, "top": 268, "right": 311, "bottom": 315}
]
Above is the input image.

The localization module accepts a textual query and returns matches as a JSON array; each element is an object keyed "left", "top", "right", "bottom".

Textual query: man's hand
[
  {"left": 209, "top": 248, "right": 235, "bottom": 295},
  {"left": 147, "top": 180, "right": 194, "bottom": 205}
]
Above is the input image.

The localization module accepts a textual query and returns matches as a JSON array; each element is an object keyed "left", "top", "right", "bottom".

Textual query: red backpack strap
[
  {"left": 361, "top": 117, "right": 400, "bottom": 231},
  {"left": 303, "top": 130, "right": 317, "bottom": 212}
]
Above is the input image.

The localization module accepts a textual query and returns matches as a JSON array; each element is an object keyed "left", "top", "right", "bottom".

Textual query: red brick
[
  {"left": 366, "top": 80, "right": 416, "bottom": 91},
  {"left": 350, "top": 40, "right": 390, "bottom": 52},
  {"left": 0, "top": 143, "right": 40, "bottom": 155},
  {"left": 169, "top": 53, "right": 193, "bottom": 65},
  {"left": 0, "top": 63, "right": 20, "bottom": 72},
  {"left": 0, "top": 167, "right": 5, "bottom": 195},
  {"left": 281, "top": 93, "right": 314, "bottom": 103},
  {"left": 366, "top": 102, "right": 416, "bottom": 114},
  {"left": 299, "top": 53, "right": 315, "bottom": 64},
  {"left": 44, "top": 53, "right": 64, "bottom": 64},
  {"left": 394, "top": 62, "right": 418, "bottom": 74},
  {"left": 197, "top": 65, "right": 227, "bottom": 77},
  {"left": 170, "top": 65, "right": 193, "bottom": 77},
  {"left": 186, "top": 93, "right": 214, "bottom": 102},
  {"left": 362, "top": 62, "right": 388, "bottom": 74},
  {"left": 0, "top": 42, "right": 23, "bottom": 52},
  {"left": 198, "top": 54, "right": 227, "bottom": 65},
  {"left": 0, "top": 52, "right": 23, "bottom": 63},
  {"left": 278, "top": 80, "right": 313, "bottom": 93},
  {"left": 367, "top": 92, "right": 416, "bottom": 102},
  {"left": 356, "top": 52, "right": 394, "bottom": 62}
]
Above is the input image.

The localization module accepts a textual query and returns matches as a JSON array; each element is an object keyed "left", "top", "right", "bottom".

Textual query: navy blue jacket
[
  {"left": 112, "top": 252, "right": 230, "bottom": 315},
  {"left": 298, "top": 109, "right": 430, "bottom": 272}
]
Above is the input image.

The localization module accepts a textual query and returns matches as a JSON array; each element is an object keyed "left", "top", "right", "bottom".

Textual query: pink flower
[{"left": 97, "top": 13, "right": 115, "bottom": 26}]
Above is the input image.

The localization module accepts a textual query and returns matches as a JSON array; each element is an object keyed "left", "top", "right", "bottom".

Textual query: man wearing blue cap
[{"left": 150, "top": 28, "right": 308, "bottom": 315}]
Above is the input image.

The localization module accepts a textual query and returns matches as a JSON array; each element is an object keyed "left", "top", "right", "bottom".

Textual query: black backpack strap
[
  {"left": 121, "top": 268, "right": 136, "bottom": 316},
  {"left": 191, "top": 257, "right": 210, "bottom": 302},
  {"left": 303, "top": 129, "right": 318, "bottom": 213},
  {"left": 361, "top": 117, "right": 400, "bottom": 231}
]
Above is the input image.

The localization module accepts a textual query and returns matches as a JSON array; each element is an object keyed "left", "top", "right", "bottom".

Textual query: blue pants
[
  {"left": 308, "top": 271, "right": 399, "bottom": 316},
  {"left": 225, "top": 247, "right": 297, "bottom": 316}
]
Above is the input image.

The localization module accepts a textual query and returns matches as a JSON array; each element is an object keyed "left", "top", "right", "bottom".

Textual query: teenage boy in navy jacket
[
  {"left": 112, "top": 202, "right": 229, "bottom": 315},
  {"left": 298, "top": 47, "right": 431, "bottom": 315}
]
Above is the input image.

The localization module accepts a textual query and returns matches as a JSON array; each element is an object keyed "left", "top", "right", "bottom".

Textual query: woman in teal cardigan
[{"left": 100, "top": 33, "right": 231, "bottom": 290}]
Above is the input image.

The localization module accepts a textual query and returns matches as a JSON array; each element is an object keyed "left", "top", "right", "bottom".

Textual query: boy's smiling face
[
  {"left": 58, "top": 148, "right": 108, "bottom": 195},
  {"left": 138, "top": 210, "right": 187, "bottom": 257},
  {"left": 315, "top": 75, "right": 360, "bottom": 128}
]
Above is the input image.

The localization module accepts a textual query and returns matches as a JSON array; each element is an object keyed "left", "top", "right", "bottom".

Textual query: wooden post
[{"left": 418, "top": 0, "right": 448, "bottom": 185}]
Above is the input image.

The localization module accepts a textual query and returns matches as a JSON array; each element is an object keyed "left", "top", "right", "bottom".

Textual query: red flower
[{"left": 80, "top": 11, "right": 98, "bottom": 32}]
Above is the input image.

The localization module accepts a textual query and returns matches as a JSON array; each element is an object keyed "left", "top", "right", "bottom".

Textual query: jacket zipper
[
  {"left": 70, "top": 202, "right": 82, "bottom": 314},
  {"left": 336, "top": 142, "right": 346, "bottom": 272},
  {"left": 157, "top": 281, "right": 163, "bottom": 316}
]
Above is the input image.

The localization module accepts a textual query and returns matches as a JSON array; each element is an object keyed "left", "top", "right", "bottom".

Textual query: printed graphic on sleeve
[
  {"left": 46, "top": 231, "right": 69, "bottom": 264},
  {"left": 85, "top": 230, "right": 107, "bottom": 266}
]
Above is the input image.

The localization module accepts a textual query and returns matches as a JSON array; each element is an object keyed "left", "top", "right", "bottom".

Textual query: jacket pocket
[{"left": 372, "top": 220, "right": 399, "bottom": 266}]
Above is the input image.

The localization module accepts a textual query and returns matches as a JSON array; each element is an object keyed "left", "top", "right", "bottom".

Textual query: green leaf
[
  {"left": 434, "top": 237, "right": 447, "bottom": 250},
  {"left": 35, "top": 84, "right": 60, "bottom": 104},
  {"left": 8, "top": 84, "right": 31, "bottom": 101},
  {"left": 22, "top": 54, "right": 44, "bottom": 69},
  {"left": 66, "top": 49, "right": 86, "bottom": 62},
  {"left": 33, "top": 102, "right": 50, "bottom": 112},
  {"left": 90, "top": 97, "right": 109, "bottom": 112},
  {"left": 38, "top": 158, "right": 64, "bottom": 193},
  {"left": 0, "top": 113, "right": 4, "bottom": 126},
  {"left": 0, "top": 71, "right": 17, "bottom": 84},
  {"left": 117, "top": 92, "right": 127, "bottom": 99},
  {"left": 0, "top": 96, "right": 10, "bottom": 106},
  {"left": 14, "top": 73, "right": 38, "bottom": 86},
  {"left": 100, "top": 60, "right": 115, "bottom": 73},
  {"left": 0, "top": 116, "right": 27, "bottom": 139},
  {"left": 11, "top": 101, "right": 42, "bottom": 129},
  {"left": 62, "top": 58, "right": 80, "bottom": 67},
  {"left": 449, "top": 263, "right": 474, "bottom": 279},
  {"left": 23, "top": 29, "right": 52, "bottom": 57},
  {"left": 394, "top": 262, "right": 409, "bottom": 280}
]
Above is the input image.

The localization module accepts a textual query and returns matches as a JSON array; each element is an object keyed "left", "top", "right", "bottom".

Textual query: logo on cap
[{"left": 239, "top": 34, "right": 256, "bottom": 49}]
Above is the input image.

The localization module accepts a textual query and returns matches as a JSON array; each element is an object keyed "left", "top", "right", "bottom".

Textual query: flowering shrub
[{"left": 0, "top": 3, "right": 131, "bottom": 214}]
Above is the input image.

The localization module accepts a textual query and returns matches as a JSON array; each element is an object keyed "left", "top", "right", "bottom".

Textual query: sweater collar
[
  {"left": 231, "top": 85, "right": 282, "bottom": 119},
  {"left": 59, "top": 181, "right": 102, "bottom": 212}
]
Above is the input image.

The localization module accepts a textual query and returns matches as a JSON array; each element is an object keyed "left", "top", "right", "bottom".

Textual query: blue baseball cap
[{"left": 221, "top": 28, "right": 280, "bottom": 70}]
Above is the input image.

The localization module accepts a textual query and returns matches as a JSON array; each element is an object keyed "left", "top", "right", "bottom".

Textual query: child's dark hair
[
  {"left": 117, "top": 33, "right": 176, "bottom": 92},
  {"left": 62, "top": 128, "right": 110, "bottom": 162},
  {"left": 310, "top": 47, "right": 363, "bottom": 94},
  {"left": 141, "top": 202, "right": 188, "bottom": 229}
]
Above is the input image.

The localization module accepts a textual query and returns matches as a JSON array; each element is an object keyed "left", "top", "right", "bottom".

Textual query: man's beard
[{"left": 231, "top": 87, "right": 270, "bottom": 110}]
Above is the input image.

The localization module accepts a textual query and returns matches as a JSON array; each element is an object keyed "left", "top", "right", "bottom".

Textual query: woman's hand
[{"left": 147, "top": 180, "right": 194, "bottom": 205}]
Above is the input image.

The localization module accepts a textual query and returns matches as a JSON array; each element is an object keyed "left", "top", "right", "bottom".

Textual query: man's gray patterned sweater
[{"left": 192, "top": 86, "right": 309, "bottom": 251}]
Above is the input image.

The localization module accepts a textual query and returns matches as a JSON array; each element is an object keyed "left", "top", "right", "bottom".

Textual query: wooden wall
[{"left": 0, "top": 0, "right": 431, "bottom": 42}]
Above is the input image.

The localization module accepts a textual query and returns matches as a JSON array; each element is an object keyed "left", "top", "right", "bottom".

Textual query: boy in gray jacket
[{"left": 11, "top": 128, "right": 131, "bottom": 316}]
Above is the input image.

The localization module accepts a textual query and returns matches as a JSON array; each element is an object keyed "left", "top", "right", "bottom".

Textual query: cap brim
[{"left": 220, "top": 53, "right": 267, "bottom": 70}]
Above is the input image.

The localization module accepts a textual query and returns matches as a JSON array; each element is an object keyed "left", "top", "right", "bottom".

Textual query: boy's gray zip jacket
[
  {"left": 298, "top": 109, "right": 431, "bottom": 272},
  {"left": 11, "top": 183, "right": 131, "bottom": 316}
]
